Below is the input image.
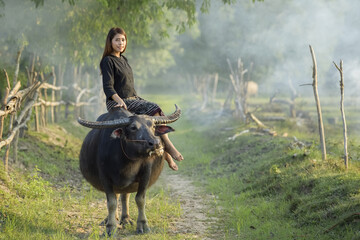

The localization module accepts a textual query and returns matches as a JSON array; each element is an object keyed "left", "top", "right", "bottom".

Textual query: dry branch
[
  {"left": 39, "top": 82, "right": 68, "bottom": 90},
  {"left": 7, "top": 81, "right": 21, "bottom": 100},
  {"left": 334, "top": 60, "right": 348, "bottom": 169},
  {"left": 76, "top": 88, "right": 92, "bottom": 104},
  {"left": 247, "top": 112, "right": 267, "bottom": 129},
  {"left": 0, "top": 112, "right": 32, "bottom": 151},
  {"left": 309, "top": 45, "right": 326, "bottom": 161},
  {"left": 35, "top": 99, "right": 66, "bottom": 107}
]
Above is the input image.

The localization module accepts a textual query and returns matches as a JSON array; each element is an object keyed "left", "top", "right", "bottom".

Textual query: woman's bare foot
[
  {"left": 166, "top": 146, "right": 184, "bottom": 162},
  {"left": 160, "top": 133, "right": 184, "bottom": 161},
  {"left": 165, "top": 152, "right": 178, "bottom": 171}
]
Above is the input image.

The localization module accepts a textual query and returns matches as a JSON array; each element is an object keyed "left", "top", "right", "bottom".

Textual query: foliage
[{"left": 30, "top": 0, "right": 76, "bottom": 8}]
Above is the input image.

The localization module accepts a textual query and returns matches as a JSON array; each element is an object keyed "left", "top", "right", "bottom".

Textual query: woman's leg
[{"left": 153, "top": 112, "right": 183, "bottom": 161}]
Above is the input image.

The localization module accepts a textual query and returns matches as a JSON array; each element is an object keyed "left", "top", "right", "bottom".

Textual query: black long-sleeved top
[{"left": 100, "top": 55, "right": 137, "bottom": 102}]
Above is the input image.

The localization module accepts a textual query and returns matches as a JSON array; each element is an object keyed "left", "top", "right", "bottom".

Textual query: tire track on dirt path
[{"left": 160, "top": 171, "right": 221, "bottom": 239}]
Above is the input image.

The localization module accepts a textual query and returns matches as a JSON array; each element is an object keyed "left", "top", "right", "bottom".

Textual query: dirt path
[{"left": 160, "top": 171, "right": 221, "bottom": 239}]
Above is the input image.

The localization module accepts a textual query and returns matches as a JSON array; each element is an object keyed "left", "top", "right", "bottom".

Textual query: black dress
[{"left": 100, "top": 54, "right": 163, "bottom": 116}]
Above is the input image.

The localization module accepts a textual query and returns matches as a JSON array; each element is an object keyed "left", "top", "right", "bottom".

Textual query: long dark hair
[{"left": 101, "top": 27, "right": 127, "bottom": 62}]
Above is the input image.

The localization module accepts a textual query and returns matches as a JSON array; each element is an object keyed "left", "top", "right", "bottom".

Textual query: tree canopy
[{"left": 0, "top": 0, "right": 264, "bottom": 89}]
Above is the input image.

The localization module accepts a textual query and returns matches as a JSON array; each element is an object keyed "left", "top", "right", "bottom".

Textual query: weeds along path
[{"left": 159, "top": 170, "right": 221, "bottom": 239}]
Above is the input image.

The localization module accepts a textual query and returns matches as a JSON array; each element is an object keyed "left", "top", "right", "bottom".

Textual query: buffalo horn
[
  {"left": 152, "top": 104, "right": 181, "bottom": 125},
  {"left": 77, "top": 117, "right": 131, "bottom": 129}
]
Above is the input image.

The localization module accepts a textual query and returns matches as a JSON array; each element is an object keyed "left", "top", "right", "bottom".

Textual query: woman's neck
[{"left": 111, "top": 52, "right": 121, "bottom": 58}]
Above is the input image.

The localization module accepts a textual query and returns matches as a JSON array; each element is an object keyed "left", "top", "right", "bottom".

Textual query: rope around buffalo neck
[{"left": 120, "top": 137, "right": 147, "bottom": 161}]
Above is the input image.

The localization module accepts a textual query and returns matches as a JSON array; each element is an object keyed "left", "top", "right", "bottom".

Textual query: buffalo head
[{"left": 77, "top": 105, "right": 181, "bottom": 160}]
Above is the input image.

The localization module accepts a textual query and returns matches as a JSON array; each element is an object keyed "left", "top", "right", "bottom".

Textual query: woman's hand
[
  {"left": 115, "top": 99, "right": 127, "bottom": 110},
  {"left": 112, "top": 94, "right": 128, "bottom": 110}
]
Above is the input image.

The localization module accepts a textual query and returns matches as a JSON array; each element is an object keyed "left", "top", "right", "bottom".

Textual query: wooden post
[
  {"left": 34, "top": 102, "right": 39, "bottom": 131},
  {"left": 30, "top": 54, "right": 36, "bottom": 83},
  {"left": 0, "top": 70, "right": 10, "bottom": 141},
  {"left": 38, "top": 89, "right": 45, "bottom": 127},
  {"left": 41, "top": 73, "right": 47, "bottom": 126},
  {"left": 3, "top": 114, "right": 14, "bottom": 171},
  {"left": 12, "top": 46, "right": 24, "bottom": 164},
  {"left": 309, "top": 45, "right": 326, "bottom": 161},
  {"left": 334, "top": 60, "right": 348, "bottom": 169},
  {"left": 51, "top": 66, "right": 56, "bottom": 123},
  {"left": 288, "top": 79, "right": 297, "bottom": 118},
  {"left": 65, "top": 102, "right": 69, "bottom": 119},
  {"left": 12, "top": 130, "right": 19, "bottom": 163},
  {"left": 13, "top": 45, "right": 24, "bottom": 86},
  {"left": 0, "top": 88, "right": 9, "bottom": 140},
  {"left": 212, "top": 73, "right": 218, "bottom": 103}
]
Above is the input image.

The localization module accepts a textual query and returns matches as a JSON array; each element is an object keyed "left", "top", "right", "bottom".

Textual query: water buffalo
[
  {"left": 78, "top": 105, "right": 181, "bottom": 236},
  {"left": 246, "top": 81, "right": 258, "bottom": 97}
]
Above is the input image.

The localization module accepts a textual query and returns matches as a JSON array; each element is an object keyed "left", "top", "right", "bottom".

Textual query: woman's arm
[{"left": 100, "top": 57, "right": 117, "bottom": 100}]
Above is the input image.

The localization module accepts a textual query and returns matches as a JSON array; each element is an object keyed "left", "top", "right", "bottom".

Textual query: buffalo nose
[{"left": 148, "top": 138, "right": 160, "bottom": 149}]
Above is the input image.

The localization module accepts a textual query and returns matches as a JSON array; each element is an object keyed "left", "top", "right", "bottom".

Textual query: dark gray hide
[{"left": 78, "top": 106, "right": 180, "bottom": 236}]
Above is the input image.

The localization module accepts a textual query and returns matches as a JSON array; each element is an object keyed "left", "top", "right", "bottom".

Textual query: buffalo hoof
[
  {"left": 106, "top": 225, "right": 116, "bottom": 237},
  {"left": 120, "top": 216, "right": 134, "bottom": 227},
  {"left": 136, "top": 221, "right": 150, "bottom": 234},
  {"left": 106, "top": 226, "right": 120, "bottom": 237},
  {"left": 106, "top": 223, "right": 122, "bottom": 237}
]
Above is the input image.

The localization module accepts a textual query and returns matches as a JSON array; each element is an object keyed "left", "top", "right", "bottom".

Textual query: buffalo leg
[
  {"left": 115, "top": 193, "right": 120, "bottom": 221},
  {"left": 120, "top": 193, "right": 133, "bottom": 226},
  {"left": 135, "top": 165, "right": 151, "bottom": 234},
  {"left": 106, "top": 192, "right": 118, "bottom": 236},
  {"left": 100, "top": 194, "right": 120, "bottom": 226}
]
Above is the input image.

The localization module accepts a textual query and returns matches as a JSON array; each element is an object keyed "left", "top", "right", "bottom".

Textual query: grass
[
  {"left": 0, "top": 114, "right": 197, "bottom": 239},
  {"left": 170, "top": 95, "right": 360, "bottom": 239},
  {"left": 1, "top": 94, "right": 360, "bottom": 239}
]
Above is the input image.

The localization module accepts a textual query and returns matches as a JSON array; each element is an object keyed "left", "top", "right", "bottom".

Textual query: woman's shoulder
[
  {"left": 101, "top": 55, "right": 113, "bottom": 63},
  {"left": 100, "top": 55, "right": 115, "bottom": 68}
]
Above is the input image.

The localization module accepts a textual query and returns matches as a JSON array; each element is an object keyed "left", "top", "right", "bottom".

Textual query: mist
[
  {"left": 1, "top": 0, "right": 360, "bottom": 116},
  {"left": 168, "top": 0, "right": 360, "bottom": 103}
]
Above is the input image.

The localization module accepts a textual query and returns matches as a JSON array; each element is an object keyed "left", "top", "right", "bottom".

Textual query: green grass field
[{"left": 1, "top": 94, "right": 360, "bottom": 239}]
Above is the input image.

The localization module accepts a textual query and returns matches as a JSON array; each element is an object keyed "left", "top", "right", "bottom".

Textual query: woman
[{"left": 100, "top": 27, "right": 183, "bottom": 171}]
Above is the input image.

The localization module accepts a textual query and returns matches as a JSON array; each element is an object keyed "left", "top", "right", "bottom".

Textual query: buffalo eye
[{"left": 130, "top": 125, "right": 137, "bottom": 131}]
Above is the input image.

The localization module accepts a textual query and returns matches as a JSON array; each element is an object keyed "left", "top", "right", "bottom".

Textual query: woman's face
[{"left": 111, "top": 33, "right": 126, "bottom": 54}]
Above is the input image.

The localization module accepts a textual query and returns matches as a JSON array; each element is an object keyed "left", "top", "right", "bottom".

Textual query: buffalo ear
[
  {"left": 155, "top": 125, "right": 175, "bottom": 136},
  {"left": 111, "top": 128, "right": 123, "bottom": 138}
]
